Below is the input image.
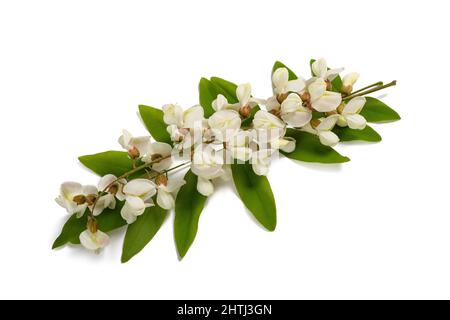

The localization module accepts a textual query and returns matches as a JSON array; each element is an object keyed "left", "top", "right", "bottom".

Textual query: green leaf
[
  {"left": 52, "top": 202, "right": 127, "bottom": 249},
  {"left": 198, "top": 78, "right": 218, "bottom": 118},
  {"left": 79, "top": 151, "right": 135, "bottom": 177},
  {"left": 139, "top": 105, "right": 172, "bottom": 144},
  {"left": 174, "top": 170, "right": 207, "bottom": 258},
  {"left": 272, "top": 61, "right": 298, "bottom": 80},
  {"left": 283, "top": 128, "right": 350, "bottom": 163},
  {"left": 310, "top": 59, "right": 342, "bottom": 92},
  {"left": 333, "top": 125, "right": 382, "bottom": 142},
  {"left": 121, "top": 205, "right": 167, "bottom": 263},
  {"left": 210, "top": 77, "right": 238, "bottom": 103},
  {"left": 231, "top": 163, "right": 277, "bottom": 231},
  {"left": 360, "top": 97, "right": 401, "bottom": 123}
]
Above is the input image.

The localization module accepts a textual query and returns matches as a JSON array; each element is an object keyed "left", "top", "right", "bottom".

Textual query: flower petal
[
  {"left": 281, "top": 111, "right": 312, "bottom": 128},
  {"left": 342, "top": 72, "right": 359, "bottom": 87},
  {"left": 156, "top": 189, "right": 175, "bottom": 210},
  {"left": 316, "top": 115, "right": 339, "bottom": 131},
  {"left": 236, "top": 83, "right": 252, "bottom": 106},
  {"left": 286, "top": 78, "right": 306, "bottom": 93},
  {"left": 312, "top": 91, "right": 342, "bottom": 112},
  {"left": 318, "top": 131, "right": 340, "bottom": 147},
  {"left": 312, "top": 58, "right": 328, "bottom": 78},
  {"left": 272, "top": 67, "right": 289, "bottom": 94},
  {"left": 345, "top": 114, "right": 367, "bottom": 130},
  {"left": 183, "top": 106, "right": 204, "bottom": 129},
  {"left": 343, "top": 97, "right": 366, "bottom": 115},
  {"left": 123, "top": 179, "right": 156, "bottom": 198},
  {"left": 162, "top": 104, "right": 183, "bottom": 126},
  {"left": 197, "top": 177, "right": 214, "bottom": 196}
]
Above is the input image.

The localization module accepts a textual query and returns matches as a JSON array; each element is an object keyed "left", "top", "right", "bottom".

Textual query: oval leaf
[
  {"left": 174, "top": 170, "right": 207, "bottom": 258},
  {"left": 198, "top": 78, "right": 218, "bottom": 118},
  {"left": 121, "top": 205, "right": 167, "bottom": 263},
  {"left": 360, "top": 97, "right": 401, "bottom": 123},
  {"left": 231, "top": 163, "right": 277, "bottom": 231},
  {"left": 209, "top": 77, "right": 238, "bottom": 103},
  {"left": 283, "top": 128, "right": 350, "bottom": 163},
  {"left": 78, "top": 151, "right": 145, "bottom": 179},
  {"left": 52, "top": 202, "right": 127, "bottom": 249},
  {"left": 333, "top": 125, "right": 382, "bottom": 142},
  {"left": 79, "top": 151, "right": 134, "bottom": 177},
  {"left": 139, "top": 105, "right": 172, "bottom": 144}
]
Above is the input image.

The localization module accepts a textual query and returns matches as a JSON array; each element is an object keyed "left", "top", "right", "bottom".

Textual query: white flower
[
  {"left": 156, "top": 178, "right": 186, "bottom": 210},
  {"left": 79, "top": 229, "right": 109, "bottom": 252},
  {"left": 197, "top": 177, "right": 214, "bottom": 196},
  {"left": 55, "top": 182, "right": 97, "bottom": 218},
  {"left": 342, "top": 72, "right": 359, "bottom": 88},
  {"left": 235, "top": 83, "right": 264, "bottom": 108},
  {"left": 98, "top": 174, "right": 126, "bottom": 200},
  {"left": 253, "top": 110, "right": 285, "bottom": 131},
  {"left": 308, "top": 78, "right": 342, "bottom": 112},
  {"left": 121, "top": 179, "right": 157, "bottom": 224},
  {"left": 208, "top": 110, "right": 241, "bottom": 142},
  {"left": 91, "top": 174, "right": 128, "bottom": 216},
  {"left": 118, "top": 130, "right": 151, "bottom": 156},
  {"left": 164, "top": 105, "right": 205, "bottom": 152},
  {"left": 253, "top": 110, "right": 286, "bottom": 148},
  {"left": 162, "top": 104, "right": 184, "bottom": 126},
  {"left": 280, "top": 93, "right": 312, "bottom": 128},
  {"left": 337, "top": 97, "right": 367, "bottom": 130},
  {"left": 272, "top": 67, "right": 306, "bottom": 95},
  {"left": 251, "top": 149, "right": 274, "bottom": 176},
  {"left": 302, "top": 115, "right": 340, "bottom": 147},
  {"left": 271, "top": 137, "right": 296, "bottom": 153},
  {"left": 227, "top": 130, "right": 252, "bottom": 161},
  {"left": 141, "top": 142, "right": 173, "bottom": 172},
  {"left": 311, "top": 58, "right": 343, "bottom": 81},
  {"left": 212, "top": 94, "right": 239, "bottom": 112},
  {"left": 191, "top": 144, "right": 225, "bottom": 196},
  {"left": 163, "top": 104, "right": 204, "bottom": 129}
]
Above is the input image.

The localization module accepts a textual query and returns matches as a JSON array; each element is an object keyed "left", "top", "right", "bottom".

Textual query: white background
[{"left": 1, "top": 0, "right": 449, "bottom": 300}]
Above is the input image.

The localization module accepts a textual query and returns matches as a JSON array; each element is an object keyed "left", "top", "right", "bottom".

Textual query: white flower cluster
[{"left": 56, "top": 58, "right": 368, "bottom": 252}]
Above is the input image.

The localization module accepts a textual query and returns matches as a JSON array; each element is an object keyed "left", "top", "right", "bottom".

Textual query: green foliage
[
  {"left": 174, "top": 170, "right": 207, "bottom": 258},
  {"left": 139, "top": 105, "right": 172, "bottom": 144},
  {"left": 283, "top": 129, "right": 350, "bottom": 163},
  {"left": 231, "top": 163, "right": 277, "bottom": 231},
  {"left": 121, "top": 205, "right": 167, "bottom": 263},
  {"left": 360, "top": 97, "right": 401, "bottom": 123}
]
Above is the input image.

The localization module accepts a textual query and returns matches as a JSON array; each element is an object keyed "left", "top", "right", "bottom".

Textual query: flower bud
[
  {"left": 276, "top": 92, "right": 289, "bottom": 104},
  {"left": 325, "top": 111, "right": 338, "bottom": 116},
  {"left": 300, "top": 91, "right": 311, "bottom": 103},
  {"left": 86, "top": 194, "right": 97, "bottom": 206},
  {"left": 239, "top": 105, "right": 252, "bottom": 118},
  {"left": 151, "top": 153, "right": 163, "bottom": 162},
  {"left": 155, "top": 174, "right": 168, "bottom": 186},
  {"left": 269, "top": 108, "right": 282, "bottom": 118},
  {"left": 87, "top": 217, "right": 98, "bottom": 233},
  {"left": 341, "top": 85, "right": 353, "bottom": 95},
  {"left": 128, "top": 147, "right": 140, "bottom": 159},
  {"left": 107, "top": 184, "right": 118, "bottom": 195},
  {"left": 72, "top": 194, "right": 86, "bottom": 205},
  {"left": 310, "top": 119, "right": 321, "bottom": 128}
]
